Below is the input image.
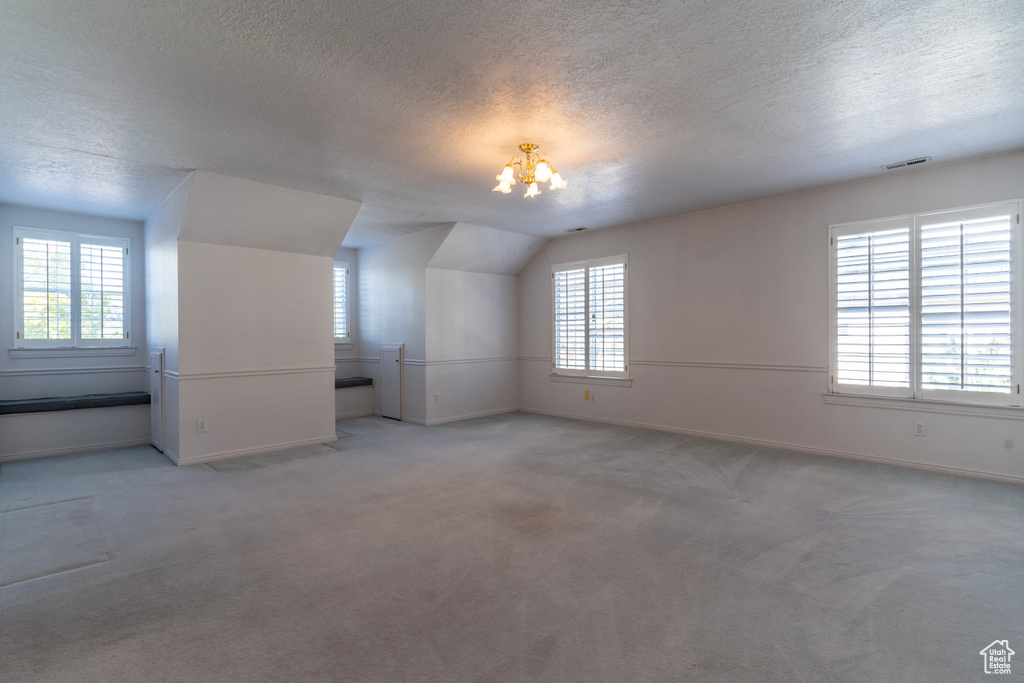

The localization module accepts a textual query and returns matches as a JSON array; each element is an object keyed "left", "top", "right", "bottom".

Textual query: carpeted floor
[{"left": 1, "top": 412, "right": 1022, "bottom": 682}]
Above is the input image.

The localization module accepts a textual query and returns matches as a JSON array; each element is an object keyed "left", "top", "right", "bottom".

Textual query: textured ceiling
[{"left": 1, "top": 0, "right": 1022, "bottom": 246}]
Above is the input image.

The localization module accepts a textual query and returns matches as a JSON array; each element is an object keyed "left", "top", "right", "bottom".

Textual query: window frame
[
  {"left": 333, "top": 261, "right": 351, "bottom": 344},
  {"left": 828, "top": 199, "right": 1022, "bottom": 406},
  {"left": 551, "top": 254, "right": 629, "bottom": 379},
  {"left": 13, "top": 226, "right": 131, "bottom": 349}
]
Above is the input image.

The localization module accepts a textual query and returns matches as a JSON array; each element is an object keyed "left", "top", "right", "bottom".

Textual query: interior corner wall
[
  {"left": 519, "top": 149, "right": 1024, "bottom": 482},
  {"left": 357, "top": 226, "right": 452, "bottom": 423},
  {"left": 425, "top": 268, "right": 518, "bottom": 424}
]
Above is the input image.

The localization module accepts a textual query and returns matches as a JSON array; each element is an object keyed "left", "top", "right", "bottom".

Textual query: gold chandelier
[{"left": 493, "top": 143, "right": 567, "bottom": 197}]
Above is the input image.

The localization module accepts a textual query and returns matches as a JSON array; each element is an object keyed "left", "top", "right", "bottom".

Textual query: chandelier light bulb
[
  {"left": 492, "top": 181, "right": 512, "bottom": 194},
  {"left": 496, "top": 165, "right": 516, "bottom": 184},
  {"left": 549, "top": 172, "right": 567, "bottom": 190},
  {"left": 535, "top": 161, "right": 553, "bottom": 183},
  {"left": 525, "top": 182, "right": 540, "bottom": 198}
]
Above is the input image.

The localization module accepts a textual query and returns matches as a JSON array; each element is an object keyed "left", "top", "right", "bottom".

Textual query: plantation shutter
[
  {"left": 834, "top": 227, "right": 910, "bottom": 388},
  {"left": 554, "top": 267, "right": 586, "bottom": 370},
  {"left": 80, "top": 241, "right": 126, "bottom": 340},
  {"left": 333, "top": 264, "right": 349, "bottom": 339},
  {"left": 21, "top": 235, "right": 73, "bottom": 341},
  {"left": 920, "top": 207, "right": 1013, "bottom": 395},
  {"left": 588, "top": 263, "right": 626, "bottom": 372}
]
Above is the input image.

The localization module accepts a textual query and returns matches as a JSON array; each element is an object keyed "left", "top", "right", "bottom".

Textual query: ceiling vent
[
  {"left": 881, "top": 156, "right": 931, "bottom": 171},
  {"left": 564, "top": 227, "right": 588, "bottom": 233}
]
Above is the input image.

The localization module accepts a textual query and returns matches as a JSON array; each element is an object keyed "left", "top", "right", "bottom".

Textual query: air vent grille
[
  {"left": 564, "top": 227, "right": 588, "bottom": 233},
  {"left": 882, "top": 157, "right": 931, "bottom": 171}
]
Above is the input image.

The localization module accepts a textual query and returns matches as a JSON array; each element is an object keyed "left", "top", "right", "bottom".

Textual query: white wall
[
  {"left": 0, "top": 203, "right": 150, "bottom": 461},
  {"left": 358, "top": 226, "right": 452, "bottom": 422},
  {"left": 425, "top": 268, "right": 518, "bottom": 424},
  {"left": 519, "top": 150, "right": 1024, "bottom": 482}
]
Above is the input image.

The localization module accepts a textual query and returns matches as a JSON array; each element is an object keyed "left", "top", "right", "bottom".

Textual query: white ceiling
[{"left": 1, "top": 0, "right": 1022, "bottom": 247}]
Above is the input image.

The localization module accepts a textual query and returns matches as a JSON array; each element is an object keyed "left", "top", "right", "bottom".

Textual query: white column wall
[{"left": 172, "top": 241, "right": 336, "bottom": 463}]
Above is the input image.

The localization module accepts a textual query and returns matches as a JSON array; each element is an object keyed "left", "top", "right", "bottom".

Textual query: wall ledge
[
  {"left": 549, "top": 374, "right": 632, "bottom": 387},
  {"left": 0, "top": 365, "right": 146, "bottom": 377},
  {"left": 9, "top": 347, "right": 137, "bottom": 359},
  {"left": 170, "top": 366, "right": 335, "bottom": 381}
]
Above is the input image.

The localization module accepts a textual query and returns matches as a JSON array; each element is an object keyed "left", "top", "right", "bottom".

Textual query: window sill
[
  {"left": 823, "top": 392, "right": 1024, "bottom": 420},
  {"left": 549, "top": 374, "right": 632, "bottom": 387},
  {"left": 9, "top": 347, "right": 138, "bottom": 359}
]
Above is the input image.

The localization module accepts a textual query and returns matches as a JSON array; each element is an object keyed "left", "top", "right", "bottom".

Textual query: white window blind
[
  {"left": 80, "top": 243, "right": 125, "bottom": 340},
  {"left": 333, "top": 264, "right": 349, "bottom": 340},
  {"left": 553, "top": 256, "right": 628, "bottom": 377},
  {"left": 554, "top": 267, "right": 586, "bottom": 370},
  {"left": 21, "top": 236, "right": 73, "bottom": 341},
  {"left": 588, "top": 263, "right": 626, "bottom": 372},
  {"left": 920, "top": 211, "right": 1012, "bottom": 394},
  {"left": 830, "top": 200, "right": 1020, "bottom": 406},
  {"left": 14, "top": 228, "right": 130, "bottom": 348},
  {"left": 835, "top": 228, "right": 910, "bottom": 388}
]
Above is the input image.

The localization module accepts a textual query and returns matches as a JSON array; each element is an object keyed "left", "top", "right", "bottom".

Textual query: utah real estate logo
[{"left": 979, "top": 640, "right": 1014, "bottom": 675}]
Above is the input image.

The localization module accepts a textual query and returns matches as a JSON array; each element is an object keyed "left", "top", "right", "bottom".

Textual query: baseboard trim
[
  {"left": 518, "top": 408, "right": 1024, "bottom": 485},
  {"left": 0, "top": 438, "right": 153, "bottom": 464},
  {"left": 424, "top": 407, "right": 518, "bottom": 426},
  {"left": 335, "top": 410, "right": 373, "bottom": 420},
  {"left": 173, "top": 434, "right": 339, "bottom": 466}
]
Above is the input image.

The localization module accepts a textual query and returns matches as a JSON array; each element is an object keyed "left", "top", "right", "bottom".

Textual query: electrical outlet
[
  {"left": 914, "top": 421, "right": 926, "bottom": 437},
  {"left": 590, "top": 391, "right": 596, "bottom": 401},
  {"left": 434, "top": 393, "right": 440, "bottom": 403},
  {"left": 197, "top": 419, "right": 207, "bottom": 433},
  {"left": 584, "top": 390, "right": 590, "bottom": 400}
]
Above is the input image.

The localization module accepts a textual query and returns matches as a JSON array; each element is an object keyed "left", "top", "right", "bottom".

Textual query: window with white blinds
[
  {"left": 333, "top": 263, "right": 350, "bottom": 341},
  {"left": 829, "top": 200, "right": 1021, "bottom": 405},
  {"left": 21, "top": 235, "right": 73, "bottom": 342},
  {"left": 14, "top": 228, "right": 130, "bottom": 348},
  {"left": 80, "top": 243, "right": 126, "bottom": 340},
  {"left": 553, "top": 256, "right": 628, "bottom": 377},
  {"left": 835, "top": 226, "right": 910, "bottom": 390}
]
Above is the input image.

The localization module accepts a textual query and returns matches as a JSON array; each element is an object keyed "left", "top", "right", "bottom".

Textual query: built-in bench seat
[
  {"left": 335, "top": 377, "right": 373, "bottom": 419},
  {"left": 335, "top": 376, "right": 372, "bottom": 389},
  {"left": 0, "top": 391, "right": 151, "bottom": 416}
]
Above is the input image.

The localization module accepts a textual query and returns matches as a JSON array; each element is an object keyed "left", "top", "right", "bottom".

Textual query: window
[
  {"left": 829, "top": 200, "right": 1021, "bottom": 405},
  {"left": 14, "top": 227, "right": 130, "bottom": 348},
  {"left": 333, "top": 262, "right": 350, "bottom": 342},
  {"left": 553, "top": 256, "right": 628, "bottom": 377}
]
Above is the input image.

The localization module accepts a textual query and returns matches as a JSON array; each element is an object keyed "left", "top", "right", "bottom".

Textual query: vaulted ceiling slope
[{"left": 1, "top": 0, "right": 1022, "bottom": 246}]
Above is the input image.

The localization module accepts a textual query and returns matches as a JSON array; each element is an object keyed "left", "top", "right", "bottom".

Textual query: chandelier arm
[{"left": 511, "top": 156, "right": 526, "bottom": 184}]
